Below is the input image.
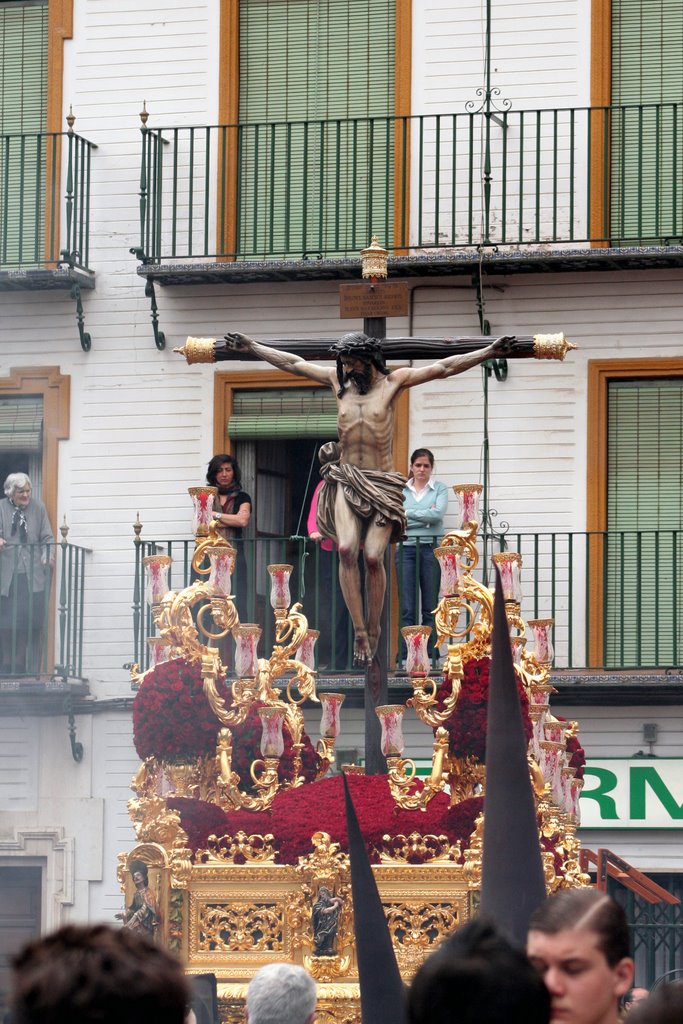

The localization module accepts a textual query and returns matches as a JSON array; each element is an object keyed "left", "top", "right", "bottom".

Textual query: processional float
[{"left": 122, "top": 482, "right": 588, "bottom": 1024}]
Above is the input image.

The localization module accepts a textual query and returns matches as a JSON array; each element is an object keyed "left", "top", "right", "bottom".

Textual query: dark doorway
[{"left": 0, "top": 865, "right": 42, "bottom": 1018}]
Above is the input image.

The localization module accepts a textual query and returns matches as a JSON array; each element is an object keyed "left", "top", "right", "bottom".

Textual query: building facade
[{"left": 1, "top": 0, "right": 682, "bottom": 996}]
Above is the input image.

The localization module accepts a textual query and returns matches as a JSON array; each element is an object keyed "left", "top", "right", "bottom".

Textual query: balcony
[
  {"left": 132, "top": 531, "right": 683, "bottom": 704},
  {"left": 0, "top": 128, "right": 96, "bottom": 345},
  {"left": 0, "top": 540, "right": 90, "bottom": 706},
  {"left": 133, "top": 102, "right": 683, "bottom": 286}
]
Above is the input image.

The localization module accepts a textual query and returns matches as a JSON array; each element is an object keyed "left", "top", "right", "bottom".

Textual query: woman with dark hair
[
  {"left": 396, "top": 448, "right": 448, "bottom": 664},
  {"left": 206, "top": 454, "right": 252, "bottom": 616}
]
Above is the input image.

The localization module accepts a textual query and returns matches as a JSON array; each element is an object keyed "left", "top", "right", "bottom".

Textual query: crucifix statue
[
  {"left": 177, "top": 306, "right": 574, "bottom": 772},
  {"left": 221, "top": 329, "right": 512, "bottom": 666},
  {"left": 177, "top": 326, "right": 574, "bottom": 665}
]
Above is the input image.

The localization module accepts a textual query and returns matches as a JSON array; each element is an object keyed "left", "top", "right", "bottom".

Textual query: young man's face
[{"left": 527, "top": 927, "right": 633, "bottom": 1024}]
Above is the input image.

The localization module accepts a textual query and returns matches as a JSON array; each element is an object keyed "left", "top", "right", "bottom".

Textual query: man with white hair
[
  {"left": 245, "top": 963, "right": 317, "bottom": 1024},
  {"left": 0, "top": 472, "right": 54, "bottom": 674}
]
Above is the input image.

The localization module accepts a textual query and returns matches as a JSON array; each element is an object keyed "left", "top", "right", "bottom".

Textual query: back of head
[
  {"left": 246, "top": 963, "right": 317, "bottom": 1024},
  {"left": 11, "top": 923, "right": 190, "bottom": 1024},
  {"left": 408, "top": 918, "right": 550, "bottom": 1024},
  {"left": 528, "top": 888, "right": 630, "bottom": 966},
  {"left": 626, "top": 982, "right": 683, "bottom": 1024}
]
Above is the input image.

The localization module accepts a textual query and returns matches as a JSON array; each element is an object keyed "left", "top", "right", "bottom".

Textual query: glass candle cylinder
[
  {"left": 510, "top": 634, "right": 527, "bottom": 666},
  {"left": 143, "top": 554, "right": 172, "bottom": 606},
  {"left": 491, "top": 551, "right": 523, "bottom": 603},
  {"left": 528, "top": 619, "right": 555, "bottom": 665},
  {"left": 401, "top": 625, "right": 431, "bottom": 674},
  {"left": 147, "top": 636, "right": 173, "bottom": 669},
  {"left": 258, "top": 706, "right": 286, "bottom": 758},
  {"left": 453, "top": 483, "right": 483, "bottom": 528},
  {"left": 319, "top": 692, "right": 345, "bottom": 739},
  {"left": 188, "top": 486, "right": 218, "bottom": 536},
  {"left": 543, "top": 714, "right": 567, "bottom": 745},
  {"left": 205, "top": 545, "right": 235, "bottom": 597},
  {"left": 375, "top": 705, "right": 405, "bottom": 757},
  {"left": 435, "top": 546, "right": 461, "bottom": 598},
  {"left": 267, "top": 564, "right": 293, "bottom": 610},
  {"left": 234, "top": 624, "right": 262, "bottom": 678},
  {"left": 295, "top": 629, "right": 320, "bottom": 669}
]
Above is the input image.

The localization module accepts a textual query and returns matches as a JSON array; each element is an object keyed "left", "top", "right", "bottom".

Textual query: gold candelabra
[{"left": 133, "top": 487, "right": 345, "bottom": 813}]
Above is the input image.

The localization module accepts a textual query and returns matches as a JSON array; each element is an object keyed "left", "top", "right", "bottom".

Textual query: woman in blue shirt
[{"left": 397, "top": 448, "right": 448, "bottom": 664}]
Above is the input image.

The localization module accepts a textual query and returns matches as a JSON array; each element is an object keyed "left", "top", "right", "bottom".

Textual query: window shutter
[
  {"left": 0, "top": 1, "right": 49, "bottom": 266},
  {"left": 611, "top": 1, "right": 683, "bottom": 242},
  {"left": 606, "top": 379, "right": 683, "bottom": 666},
  {"left": 237, "top": 0, "right": 395, "bottom": 258}
]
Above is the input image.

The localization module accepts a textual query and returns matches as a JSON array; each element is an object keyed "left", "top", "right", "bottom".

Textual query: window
[
  {"left": 224, "top": 0, "right": 401, "bottom": 258},
  {"left": 0, "top": 0, "right": 48, "bottom": 265},
  {"left": 610, "top": 0, "right": 683, "bottom": 243},
  {"left": 587, "top": 359, "right": 683, "bottom": 668}
]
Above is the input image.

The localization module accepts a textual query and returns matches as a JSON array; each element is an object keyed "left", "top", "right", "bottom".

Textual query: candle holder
[
  {"left": 407, "top": 644, "right": 463, "bottom": 727},
  {"left": 258, "top": 706, "right": 286, "bottom": 758},
  {"left": 295, "top": 629, "right": 320, "bottom": 670},
  {"left": 267, "top": 564, "right": 293, "bottom": 621},
  {"left": 234, "top": 624, "right": 262, "bottom": 680},
  {"left": 528, "top": 618, "right": 555, "bottom": 666},
  {"left": 147, "top": 635, "right": 173, "bottom": 669},
  {"left": 453, "top": 483, "right": 483, "bottom": 529},
  {"left": 143, "top": 553, "right": 172, "bottom": 607},
  {"left": 188, "top": 486, "right": 219, "bottom": 537},
  {"left": 317, "top": 691, "right": 345, "bottom": 774},
  {"left": 401, "top": 625, "right": 431, "bottom": 675},
  {"left": 205, "top": 544, "right": 236, "bottom": 597}
]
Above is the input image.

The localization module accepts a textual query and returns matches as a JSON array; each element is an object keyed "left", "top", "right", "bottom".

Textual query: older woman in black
[{"left": 206, "top": 454, "right": 252, "bottom": 617}]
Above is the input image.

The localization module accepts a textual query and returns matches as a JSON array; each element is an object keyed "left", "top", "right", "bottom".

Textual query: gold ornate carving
[
  {"left": 533, "top": 332, "right": 577, "bottom": 361},
  {"left": 448, "top": 755, "right": 486, "bottom": 805},
  {"left": 175, "top": 336, "right": 218, "bottom": 364},
  {"left": 197, "top": 902, "right": 284, "bottom": 953},
  {"left": 385, "top": 902, "right": 460, "bottom": 975},
  {"left": 195, "top": 832, "right": 276, "bottom": 864},
  {"left": 378, "top": 833, "right": 460, "bottom": 864}
]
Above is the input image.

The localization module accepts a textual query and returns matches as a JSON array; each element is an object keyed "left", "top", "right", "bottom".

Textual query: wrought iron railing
[
  {"left": 0, "top": 130, "right": 96, "bottom": 271},
  {"left": 0, "top": 540, "right": 89, "bottom": 680},
  {"left": 132, "top": 530, "right": 682, "bottom": 674},
  {"left": 135, "top": 102, "right": 683, "bottom": 263}
]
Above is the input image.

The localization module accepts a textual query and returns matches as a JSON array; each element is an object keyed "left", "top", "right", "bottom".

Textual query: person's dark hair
[
  {"left": 206, "top": 453, "right": 241, "bottom": 489},
  {"left": 129, "top": 858, "right": 149, "bottom": 886},
  {"left": 626, "top": 982, "right": 683, "bottom": 1024},
  {"left": 10, "top": 924, "right": 190, "bottom": 1024},
  {"left": 329, "top": 332, "right": 389, "bottom": 397},
  {"left": 410, "top": 448, "right": 435, "bottom": 468},
  {"left": 408, "top": 918, "right": 550, "bottom": 1024},
  {"left": 529, "top": 889, "right": 630, "bottom": 967}
]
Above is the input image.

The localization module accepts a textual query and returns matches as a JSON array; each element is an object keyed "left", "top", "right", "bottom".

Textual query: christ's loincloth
[{"left": 316, "top": 442, "right": 407, "bottom": 544}]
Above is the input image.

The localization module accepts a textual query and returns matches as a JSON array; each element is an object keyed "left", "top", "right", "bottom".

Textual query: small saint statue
[{"left": 312, "top": 885, "right": 344, "bottom": 957}]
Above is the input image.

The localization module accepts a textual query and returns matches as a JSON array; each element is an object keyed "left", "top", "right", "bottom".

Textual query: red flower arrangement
[
  {"left": 133, "top": 658, "right": 232, "bottom": 763},
  {"left": 433, "top": 657, "right": 532, "bottom": 762},
  {"left": 556, "top": 715, "right": 586, "bottom": 779},
  {"left": 133, "top": 658, "right": 320, "bottom": 784},
  {"left": 167, "top": 776, "right": 484, "bottom": 865}
]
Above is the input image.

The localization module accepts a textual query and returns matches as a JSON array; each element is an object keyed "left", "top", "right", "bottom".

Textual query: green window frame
[
  {"left": 605, "top": 378, "right": 683, "bottom": 667},
  {"left": 0, "top": 0, "right": 49, "bottom": 266},
  {"left": 611, "top": 0, "right": 683, "bottom": 244},
  {"left": 237, "top": 0, "right": 395, "bottom": 259}
]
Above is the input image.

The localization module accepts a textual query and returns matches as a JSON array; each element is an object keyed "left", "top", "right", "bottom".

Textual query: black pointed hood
[
  {"left": 479, "top": 570, "right": 547, "bottom": 945},
  {"left": 342, "top": 773, "right": 405, "bottom": 1024}
]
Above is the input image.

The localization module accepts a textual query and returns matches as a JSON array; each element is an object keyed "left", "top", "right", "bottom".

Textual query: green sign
[{"left": 580, "top": 759, "right": 683, "bottom": 829}]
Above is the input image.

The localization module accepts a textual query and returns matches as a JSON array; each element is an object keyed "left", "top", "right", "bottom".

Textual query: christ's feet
[{"left": 352, "top": 630, "right": 372, "bottom": 666}]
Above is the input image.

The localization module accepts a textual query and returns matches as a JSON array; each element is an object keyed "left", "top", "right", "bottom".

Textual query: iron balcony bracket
[
  {"left": 144, "top": 275, "right": 166, "bottom": 351},
  {"left": 70, "top": 282, "right": 92, "bottom": 352}
]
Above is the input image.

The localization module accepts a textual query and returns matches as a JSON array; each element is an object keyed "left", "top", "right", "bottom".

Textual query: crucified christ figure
[{"left": 225, "top": 330, "right": 512, "bottom": 666}]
